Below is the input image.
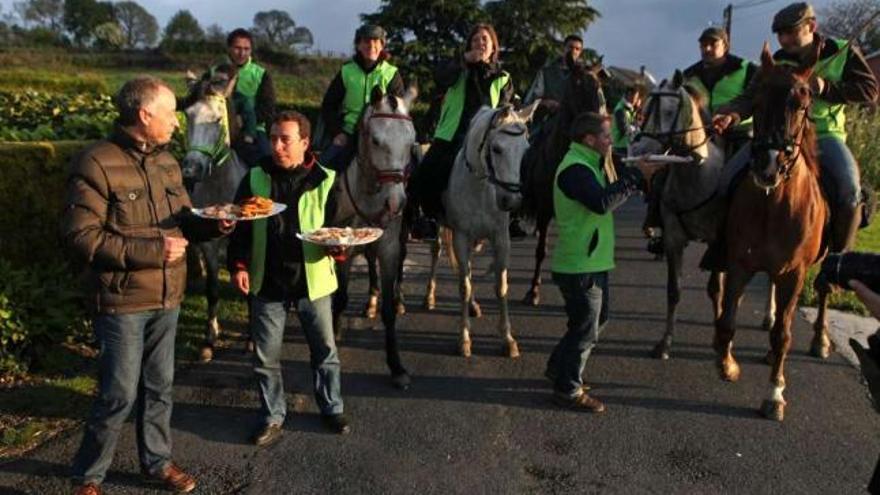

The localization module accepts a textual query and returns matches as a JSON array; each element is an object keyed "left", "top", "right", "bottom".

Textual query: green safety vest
[
  {"left": 232, "top": 58, "right": 267, "bottom": 133},
  {"left": 248, "top": 165, "right": 338, "bottom": 301},
  {"left": 433, "top": 70, "right": 511, "bottom": 141},
  {"left": 611, "top": 99, "right": 636, "bottom": 149},
  {"left": 551, "top": 142, "right": 615, "bottom": 274},
  {"left": 686, "top": 58, "right": 753, "bottom": 131},
  {"left": 340, "top": 60, "right": 400, "bottom": 135}
]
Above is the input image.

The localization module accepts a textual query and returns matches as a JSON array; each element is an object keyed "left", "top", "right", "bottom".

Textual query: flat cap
[
  {"left": 772, "top": 3, "right": 815, "bottom": 33},
  {"left": 571, "top": 111, "right": 610, "bottom": 139},
  {"left": 355, "top": 24, "right": 386, "bottom": 43},
  {"left": 699, "top": 26, "right": 729, "bottom": 44}
]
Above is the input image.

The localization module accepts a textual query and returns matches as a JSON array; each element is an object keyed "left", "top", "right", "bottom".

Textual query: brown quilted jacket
[{"left": 61, "top": 128, "right": 220, "bottom": 315}]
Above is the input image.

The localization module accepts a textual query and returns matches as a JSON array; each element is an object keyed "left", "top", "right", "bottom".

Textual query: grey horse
[
  {"left": 630, "top": 71, "right": 775, "bottom": 360},
  {"left": 425, "top": 103, "right": 538, "bottom": 358},
  {"left": 331, "top": 86, "right": 417, "bottom": 389},
  {"left": 180, "top": 74, "right": 249, "bottom": 362}
]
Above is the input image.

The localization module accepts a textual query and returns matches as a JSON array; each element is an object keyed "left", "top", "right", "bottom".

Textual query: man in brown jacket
[{"left": 61, "top": 76, "right": 234, "bottom": 495}]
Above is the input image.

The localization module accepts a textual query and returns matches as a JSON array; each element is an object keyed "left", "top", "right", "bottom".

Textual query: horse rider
[
  {"left": 64, "top": 77, "right": 236, "bottom": 495},
  {"left": 611, "top": 85, "right": 642, "bottom": 158},
  {"left": 320, "top": 24, "right": 405, "bottom": 172},
  {"left": 714, "top": 2, "right": 878, "bottom": 255},
  {"left": 547, "top": 112, "right": 657, "bottom": 413},
  {"left": 227, "top": 111, "right": 351, "bottom": 447},
  {"left": 524, "top": 34, "right": 587, "bottom": 128},
  {"left": 410, "top": 23, "right": 515, "bottom": 241},
  {"left": 642, "top": 26, "right": 758, "bottom": 255}
]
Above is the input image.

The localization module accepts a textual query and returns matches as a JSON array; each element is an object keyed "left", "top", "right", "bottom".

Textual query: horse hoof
[
  {"left": 651, "top": 341, "right": 671, "bottom": 360},
  {"left": 423, "top": 298, "right": 435, "bottom": 311},
  {"left": 469, "top": 303, "right": 482, "bottom": 318},
  {"left": 199, "top": 345, "right": 214, "bottom": 363},
  {"left": 522, "top": 291, "right": 540, "bottom": 307},
  {"left": 459, "top": 340, "right": 472, "bottom": 358},
  {"left": 719, "top": 360, "right": 741, "bottom": 382},
  {"left": 506, "top": 341, "right": 520, "bottom": 359},
  {"left": 762, "top": 316, "right": 775, "bottom": 332},
  {"left": 396, "top": 301, "right": 406, "bottom": 316},
  {"left": 760, "top": 399, "right": 785, "bottom": 422},
  {"left": 810, "top": 336, "right": 833, "bottom": 359},
  {"left": 391, "top": 372, "right": 411, "bottom": 390}
]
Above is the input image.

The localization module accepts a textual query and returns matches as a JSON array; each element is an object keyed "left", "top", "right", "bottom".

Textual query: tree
[
  {"left": 819, "top": 0, "right": 880, "bottom": 53},
  {"left": 485, "top": 0, "right": 600, "bottom": 93},
  {"left": 361, "top": 0, "right": 488, "bottom": 92},
  {"left": 162, "top": 9, "right": 204, "bottom": 45},
  {"left": 93, "top": 19, "right": 123, "bottom": 48},
  {"left": 205, "top": 23, "right": 226, "bottom": 44},
  {"left": 63, "top": 0, "right": 114, "bottom": 46},
  {"left": 113, "top": 0, "right": 158, "bottom": 48},
  {"left": 13, "top": 0, "right": 64, "bottom": 32},
  {"left": 252, "top": 9, "right": 313, "bottom": 53}
]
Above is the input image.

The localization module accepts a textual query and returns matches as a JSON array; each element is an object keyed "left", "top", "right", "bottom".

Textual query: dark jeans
[
  {"left": 411, "top": 138, "right": 460, "bottom": 219},
  {"left": 547, "top": 271, "right": 609, "bottom": 397},
  {"left": 71, "top": 308, "right": 180, "bottom": 485},
  {"left": 321, "top": 137, "right": 357, "bottom": 172},
  {"left": 251, "top": 294, "right": 342, "bottom": 425},
  {"left": 232, "top": 131, "right": 271, "bottom": 168}
]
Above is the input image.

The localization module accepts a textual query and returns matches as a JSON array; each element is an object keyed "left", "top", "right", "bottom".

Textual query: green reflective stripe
[
  {"left": 611, "top": 100, "right": 635, "bottom": 148},
  {"left": 434, "top": 71, "right": 510, "bottom": 141},
  {"left": 233, "top": 59, "right": 267, "bottom": 133},
  {"left": 340, "top": 61, "right": 399, "bottom": 135},
  {"left": 248, "top": 165, "right": 338, "bottom": 300},
  {"left": 551, "top": 142, "right": 615, "bottom": 274},
  {"left": 813, "top": 39, "right": 849, "bottom": 140},
  {"left": 686, "top": 60, "right": 752, "bottom": 130}
]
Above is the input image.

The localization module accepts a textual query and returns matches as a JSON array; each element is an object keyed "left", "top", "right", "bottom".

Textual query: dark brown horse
[
  {"left": 713, "top": 42, "right": 830, "bottom": 421},
  {"left": 519, "top": 63, "right": 607, "bottom": 306}
]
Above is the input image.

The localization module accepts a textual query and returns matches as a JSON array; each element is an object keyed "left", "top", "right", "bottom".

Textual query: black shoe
[
  {"left": 646, "top": 236, "right": 665, "bottom": 255},
  {"left": 321, "top": 414, "right": 352, "bottom": 435},
  {"left": 509, "top": 220, "right": 528, "bottom": 240},
  {"left": 252, "top": 423, "right": 283, "bottom": 446}
]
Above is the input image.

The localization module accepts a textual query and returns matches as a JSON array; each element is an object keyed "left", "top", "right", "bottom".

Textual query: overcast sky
[{"left": 1, "top": 0, "right": 843, "bottom": 79}]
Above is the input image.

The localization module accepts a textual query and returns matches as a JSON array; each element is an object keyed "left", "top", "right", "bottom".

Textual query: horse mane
[{"left": 682, "top": 83, "right": 710, "bottom": 124}]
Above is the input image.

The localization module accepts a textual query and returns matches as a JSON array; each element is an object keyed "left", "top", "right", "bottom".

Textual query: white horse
[
  {"left": 332, "top": 86, "right": 417, "bottom": 389},
  {"left": 428, "top": 103, "right": 538, "bottom": 358},
  {"left": 180, "top": 73, "right": 249, "bottom": 362}
]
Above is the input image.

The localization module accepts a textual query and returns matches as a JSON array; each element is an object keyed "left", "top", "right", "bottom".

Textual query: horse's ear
[
  {"left": 223, "top": 74, "right": 238, "bottom": 99},
  {"left": 370, "top": 86, "right": 385, "bottom": 106},
  {"left": 185, "top": 70, "right": 199, "bottom": 89},
  {"left": 402, "top": 84, "right": 418, "bottom": 109},
  {"left": 760, "top": 40, "right": 775, "bottom": 70},
  {"left": 516, "top": 99, "right": 540, "bottom": 123},
  {"left": 672, "top": 70, "right": 684, "bottom": 89}
]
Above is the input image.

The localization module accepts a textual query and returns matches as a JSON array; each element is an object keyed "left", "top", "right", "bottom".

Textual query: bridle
[
  {"left": 343, "top": 109, "right": 414, "bottom": 226},
  {"left": 464, "top": 110, "right": 526, "bottom": 194},
  {"left": 185, "top": 95, "right": 232, "bottom": 177},
  {"left": 635, "top": 88, "right": 711, "bottom": 158},
  {"left": 751, "top": 81, "right": 811, "bottom": 184}
]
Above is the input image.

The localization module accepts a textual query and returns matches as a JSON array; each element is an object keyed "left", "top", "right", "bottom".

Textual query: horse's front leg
[
  {"left": 395, "top": 220, "right": 408, "bottom": 316},
  {"left": 493, "top": 230, "right": 519, "bottom": 358},
  {"left": 810, "top": 276, "right": 834, "bottom": 359},
  {"left": 523, "top": 214, "right": 550, "bottom": 306},
  {"left": 714, "top": 265, "right": 754, "bottom": 382},
  {"left": 762, "top": 281, "right": 777, "bottom": 332},
  {"left": 707, "top": 271, "right": 725, "bottom": 323},
  {"left": 199, "top": 241, "right": 221, "bottom": 362},
  {"left": 762, "top": 269, "right": 804, "bottom": 421},
  {"left": 453, "top": 231, "right": 474, "bottom": 358},
  {"left": 378, "top": 237, "right": 410, "bottom": 389},
  {"left": 653, "top": 240, "right": 684, "bottom": 360},
  {"left": 363, "top": 247, "right": 380, "bottom": 320},
  {"left": 423, "top": 235, "right": 441, "bottom": 310}
]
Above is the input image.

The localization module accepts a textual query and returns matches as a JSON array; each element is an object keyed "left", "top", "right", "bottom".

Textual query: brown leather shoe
[
  {"left": 252, "top": 422, "right": 283, "bottom": 446},
  {"left": 144, "top": 462, "right": 196, "bottom": 493},
  {"left": 73, "top": 483, "right": 101, "bottom": 495},
  {"left": 553, "top": 391, "right": 606, "bottom": 413}
]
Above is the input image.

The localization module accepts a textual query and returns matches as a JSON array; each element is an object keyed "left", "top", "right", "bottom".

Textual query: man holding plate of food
[{"left": 226, "top": 110, "right": 352, "bottom": 445}]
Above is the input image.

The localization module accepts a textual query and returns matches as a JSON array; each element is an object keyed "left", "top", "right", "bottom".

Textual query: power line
[{"left": 733, "top": 0, "right": 781, "bottom": 10}]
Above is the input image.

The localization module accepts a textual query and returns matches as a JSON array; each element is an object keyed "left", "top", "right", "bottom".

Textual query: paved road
[{"left": 2, "top": 203, "right": 878, "bottom": 494}]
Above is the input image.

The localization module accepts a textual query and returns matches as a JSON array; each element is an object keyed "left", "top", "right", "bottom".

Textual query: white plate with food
[
  {"left": 191, "top": 197, "right": 286, "bottom": 221},
  {"left": 297, "top": 227, "right": 384, "bottom": 247},
  {"left": 622, "top": 154, "right": 694, "bottom": 164}
]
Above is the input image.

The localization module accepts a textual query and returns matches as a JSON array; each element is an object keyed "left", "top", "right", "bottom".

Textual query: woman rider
[
  {"left": 411, "top": 23, "right": 515, "bottom": 239},
  {"left": 320, "top": 24, "right": 405, "bottom": 172}
]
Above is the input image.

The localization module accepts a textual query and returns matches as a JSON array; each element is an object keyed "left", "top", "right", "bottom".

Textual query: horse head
[
  {"left": 561, "top": 61, "right": 607, "bottom": 121},
  {"left": 464, "top": 101, "right": 539, "bottom": 212},
  {"left": 181, "top": 69, "right": 238, "bottom": 183},
  {"left": 349, "top": 85, "right": 418, "bottom": 225},
  {"left": 750, "top": 41, "right": 818, "bottom": 189},
  {"left": 630, "top": 69, "right": 710, "bottom": 163}
]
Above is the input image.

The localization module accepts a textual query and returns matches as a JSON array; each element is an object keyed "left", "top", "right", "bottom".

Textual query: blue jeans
[
  {"left": 251, "top": 295, "right": 342, "bottom": 426},
  {"left": 547, "top": 272, "right": 609, "bottom": 398},
  {"left": 71, "top": 308, "right": 180, "bottom": 485},
  {"left": 719, "top": 135, "right": 861, "bottom": 208}
]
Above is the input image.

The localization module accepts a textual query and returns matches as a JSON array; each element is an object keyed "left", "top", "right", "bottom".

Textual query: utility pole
[{"left": 724, "top": 4, "right": 733, "bottom": 44}]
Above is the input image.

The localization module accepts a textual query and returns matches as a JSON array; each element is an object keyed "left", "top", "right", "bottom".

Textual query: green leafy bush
[{"left": 0, "top": 91, "right": 116, "bottom": 141}]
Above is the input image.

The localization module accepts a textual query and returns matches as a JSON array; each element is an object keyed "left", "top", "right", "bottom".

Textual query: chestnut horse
[{"left": 713, "top": 42, "right": 830, "bottom": 421}]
